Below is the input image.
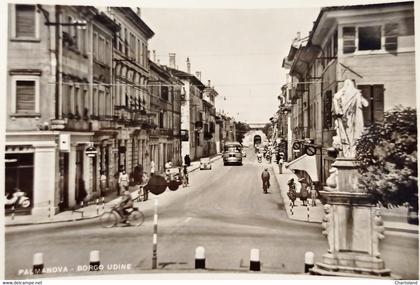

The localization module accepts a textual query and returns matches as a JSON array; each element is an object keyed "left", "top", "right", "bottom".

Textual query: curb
[
  {"left": 5, "top": 155, "right": 223, "bottom": 228},
  {"left": 5, "top": 215, "right": 100, "bottom": 227}
]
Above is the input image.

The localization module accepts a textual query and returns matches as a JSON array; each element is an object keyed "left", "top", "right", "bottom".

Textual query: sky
[{"left": 142, "top": 7, "right": 320, "bottom": 124}]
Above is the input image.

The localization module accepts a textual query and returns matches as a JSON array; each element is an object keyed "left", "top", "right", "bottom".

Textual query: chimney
[
  {"left": 169, "top": 53, "right": 176, "bottom": 69},
  {"left": 153, "top": 50, "right": 156, "bottom": 62},
  {"left": 208, "top": 80, "right": 211, "bottom": 87},
  {"left": 186, "top": 57, "right": 191, "bottom": 74},
  {"left": 136, "top": 7, "right": 141, "bottom": 17},
  {"left": 195, "top": 71, "right": 201, "bottom": 80},
  {"left": 296, "top": 32, "right": 301, "bottom": 40}
]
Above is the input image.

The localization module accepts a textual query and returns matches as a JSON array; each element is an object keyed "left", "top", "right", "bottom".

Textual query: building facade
[
  {"left": 105, "top": 7, "right": 154, "bottom": 184},
  {"left": 149, "top": 60, "right": 183, "bottom": 173},
  {"left": 282, "top": 2, "right": 415, "bottom": 186},
  {"left": 6, "top": 5, "right": 118, "bottom": 214}
]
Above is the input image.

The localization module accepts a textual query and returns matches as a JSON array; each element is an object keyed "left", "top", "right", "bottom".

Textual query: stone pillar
[
  {"left": 32, "top": 145, "right": 57, "bottom": 216},
  {"left": 311, "top": 157, "right": 397, "bottom": 278}
]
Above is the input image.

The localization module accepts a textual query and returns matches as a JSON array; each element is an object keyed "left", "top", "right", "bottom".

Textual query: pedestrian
[
  {"left": 182, "top": 165, "right": 189, "bottom": 187},
  {"left": 261, "top": 168, "right": 270, "bottom": 194},
  {"left": 77, "top": 178, "right": 87, "bottom": 204},
  {"left": 150, "top": 161, "right": 155, "bottom": 176},
  {"left": 278, "top": 156, "right": 284, "bottom": 174},
  {"left": 133, "top": 164, "right": 143, "bottom": 185},
  {"left": 184, "top": 154, "right": 191, "bottom": 167},
  {"left": 100, "top": 171, "right": 107, "bottom": 196},
  {"left": 287, "top": 178, "right": 297, "bottom": 206},
  {"left": 118, "top": 170, "right": 129, "bottom": 195},
  {"left": 141, "top": 172, "right": 149, "bottom": 201},
  {"left": 299, "top": 178, "right": 309, "bottom": 206},
  {"left": 165, "top": 160, "right": 172, "bottom": 178},
  {"left": 310, "top": 183, "right": 318, "bottom": 207}
]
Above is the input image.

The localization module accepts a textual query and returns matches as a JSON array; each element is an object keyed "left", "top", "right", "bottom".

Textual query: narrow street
[{"left": 5, "top": 149, "right": 418, "bottom": 279}]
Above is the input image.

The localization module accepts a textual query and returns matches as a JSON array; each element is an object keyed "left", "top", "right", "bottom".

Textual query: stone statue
[
  {"left": 372, "top": 209, "right": 385, "bottom": 258},
  {"left": 325, "top": 167, "right": 338, "bottom": 189},
  {"left": 322, "top": 204, "right": 334, "bottom": 253},
  {"left": 332, "top": 79, "right": 369, "bottom": 158}
]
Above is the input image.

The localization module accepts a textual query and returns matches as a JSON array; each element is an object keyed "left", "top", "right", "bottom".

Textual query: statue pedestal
[{"left": 310, "top": 158, "right": 398, "bottom": 279}]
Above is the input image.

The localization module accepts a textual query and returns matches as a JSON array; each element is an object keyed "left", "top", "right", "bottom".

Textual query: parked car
[{"left": 200, "top": 157, "right": 212, "bottom": 170}]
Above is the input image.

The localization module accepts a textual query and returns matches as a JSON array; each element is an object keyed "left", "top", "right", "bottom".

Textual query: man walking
[
  {"left": 118, "top": 170, "right": 129, "bottom": 196},
  {"left": 261, "top": 168, "right": 271, "bottom": 194}
]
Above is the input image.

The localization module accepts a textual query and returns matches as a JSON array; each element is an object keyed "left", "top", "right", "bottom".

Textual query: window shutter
[
  {"left": 16, "top": 5, "right": 35, "bottom": 38},
  {"left": 323, "top": 90, "right": 333, "bottom": 129},
  {"left": 384, "top": 23, "right": 398, "bottom": 51},
  {"left": 343, "top": 27, "right": 356, "bottom": 54},
  {"left": 372, "top": 85, "right": 384, "bottom": 122},
  {"left": 16, "top": 80, "right": 35, "bottom": 113},
  {"left": 358, "top": 85, "right": 372, "bottom": 126}
]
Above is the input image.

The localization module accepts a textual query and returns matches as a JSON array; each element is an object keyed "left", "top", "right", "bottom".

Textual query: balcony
[{"left": 159, "top": 128, "right": 173, "bottom": 137}]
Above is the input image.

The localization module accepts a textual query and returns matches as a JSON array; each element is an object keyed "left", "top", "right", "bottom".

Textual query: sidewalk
[
  {"left": 5, "top": 154, "right": 222, "bottom": 227},
  {"left": 271, "top": 164, "right": 419, "bottom": 234},
  {"left": 271, "top": 165, "right": 324, "bottom": 224}
]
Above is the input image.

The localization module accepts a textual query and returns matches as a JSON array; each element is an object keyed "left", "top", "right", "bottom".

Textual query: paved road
[{"left": 5, "top": 149, "right": 419, "bottom": 279}]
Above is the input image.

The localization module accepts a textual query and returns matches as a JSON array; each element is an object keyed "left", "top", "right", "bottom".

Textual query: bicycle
[
  {"left": 263, "top": 180, "right": 270, "bottom": 194},
  {"left": 100, "top": 205, "right": 145, "bottom": 228}
]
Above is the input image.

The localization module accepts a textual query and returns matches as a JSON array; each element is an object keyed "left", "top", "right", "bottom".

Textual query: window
[
  {"left": 62, "top": 83, "right": 71, "bottom": 116},
  {"left": 343, "top": 27, "right": 356, "bottom": 54},
  {"left": 98, "top": 36, "right": 105, "bottom": 63},
  {"left": 124, "top": 28, "right": 128, "bottom": 56},
  {"left": 105, "top": 90, "right": 112, "bottom": 116},
  {"left": 93, "top": 33, "right": 98, "bottom": 58},
  {"left": 358, "top": 26, "right": 381, "bottom": 51},
  {"left": 358, "top": 84, "right": 384, "bottom": 125},
  {"left": 15, "top": 5, "right": 36, "bottom": 38},
  {"left": 15, "top": 80, "right": 35, "bottom": 113},
  {"left": 159, "top": 112, "right": 164, "bottom": 128},
  {"left": 93, "top": 88, "right": 98, "bottom": 116},
  {"left": 78, "top": 28, "right": 86, "bottom": 54},
  {"left": 323, "top": 90, "right": 333, "bottom": 129},
  {"left": 161, "top": 86, "right": 169, "bottom": 101},
  {"left": 137, "top": 39, "right": 141, "bottom": 63},
  {"left": 130, "top": 33, "right": 136, "bottom": 59},
  {"left": 105, "top": 40, "right": 110, "bottom": 65},
  {"left": 99, "top": 90, "right": 106, "bottom": 117},
  {"left": 75, "top": 86, "right": 81, "bottom": 116},
  {"left": 83, "top": 89, "right": 89, "bottom": 118},
  {"left": 140, "top": 42, "right": 144, "bottom": 66}
]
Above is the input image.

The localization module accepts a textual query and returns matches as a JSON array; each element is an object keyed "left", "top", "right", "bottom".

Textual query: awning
[{"left": 285, "top": 154, "right": 319, "bottom": 182}]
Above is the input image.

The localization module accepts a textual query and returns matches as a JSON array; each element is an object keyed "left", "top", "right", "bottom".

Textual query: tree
[
  {"left": 355, "top": 106, "right": 417, "bottom": 210},
  {"left": 262, "top": 123, "right": 273, "bottom": 140},
  {"left": 235, "top": 121, "right": 250, "bottom": 144}
]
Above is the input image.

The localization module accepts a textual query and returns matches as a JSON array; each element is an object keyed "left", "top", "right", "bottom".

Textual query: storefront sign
[{"left": 85, "top": 146, "right": 98, "bottom": 157}]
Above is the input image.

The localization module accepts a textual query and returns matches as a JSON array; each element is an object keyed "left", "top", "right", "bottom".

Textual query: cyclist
[
  {"left": 117, "top": 190, "right": 134, "bottom": 222},
  {"left": 257, "top": 151, "right": 263, "bottom": 163},
  {"left": 261, "top": 168, "right": 270, "bottom": 194}
]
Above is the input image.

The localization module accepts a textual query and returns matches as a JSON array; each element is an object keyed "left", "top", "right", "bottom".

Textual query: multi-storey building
[
  {"left": 167, "top": 57, "right": 207, "bottom": 162},
  {"left": 105, "top": 7, "right": 154, "bottom": 180},
  {"left": 6, "top": 5, "right": 118, "bottom": 215},
  {"left": 149, "top": 60, "right": 183, "bottom": 173},
  {"left": 202, "top": 80, "right": 218, "bottom": 157},
  {"left": 283, "top": 2, "right": 415, "bottom": 186}
]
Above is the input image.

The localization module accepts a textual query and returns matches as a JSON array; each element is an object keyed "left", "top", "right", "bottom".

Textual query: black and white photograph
[{"left": 1, "top": 0, "right": 418, "bottom": 281}]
